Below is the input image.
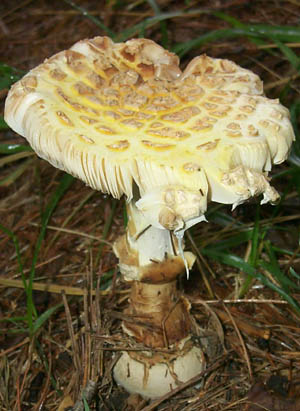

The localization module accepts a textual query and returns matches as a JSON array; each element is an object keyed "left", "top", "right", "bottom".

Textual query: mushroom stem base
[{"left": 113, "top": 338, "right": 205, "bottom": 399}]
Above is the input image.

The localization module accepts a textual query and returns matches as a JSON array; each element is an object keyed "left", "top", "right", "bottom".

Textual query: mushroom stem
[
  {"left": 113, "top": 199, "right": 205, "bottom": 398},
  {"left": 123, "top": 280, "right": 191, "bottom": 348},
  {"left": 113, "top": 200, "right": 196, "bottom": 283}
]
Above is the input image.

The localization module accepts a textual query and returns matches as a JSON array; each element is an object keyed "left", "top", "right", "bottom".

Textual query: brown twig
[
  {"left": 62, "top": 291, "right": 81, "bottom": 375},
  {"left": 0, "top": 337, "right": 30, "bottom": 358},
  {"left": 222, "top": 303, "right": 253, "bottom": 381}
]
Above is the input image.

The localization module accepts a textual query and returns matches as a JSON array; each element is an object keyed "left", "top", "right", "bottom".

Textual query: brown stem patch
[{"left": 123, "top": 280, "right": 191, "bottom": 348}]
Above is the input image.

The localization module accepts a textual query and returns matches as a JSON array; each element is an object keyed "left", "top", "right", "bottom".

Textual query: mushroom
[{"left": 4, "top": 36, "right": 295, "bottom": 398}]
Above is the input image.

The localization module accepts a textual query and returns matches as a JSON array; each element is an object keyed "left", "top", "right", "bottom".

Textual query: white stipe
[{"left": 175, "top": 230, "right": 190, "bottom": 280}]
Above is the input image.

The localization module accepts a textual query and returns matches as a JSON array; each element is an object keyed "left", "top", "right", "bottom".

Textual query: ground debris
[
  {"left": 245, "top": 377, "right": 300, "bottom": 411},
  {"left": 1, "top": 0, "right": 300, "bottom": 410}
]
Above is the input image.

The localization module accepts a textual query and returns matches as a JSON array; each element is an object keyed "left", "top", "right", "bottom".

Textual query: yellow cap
[{"left": 5, "top": 36, "right": 295, "bottom": 218}]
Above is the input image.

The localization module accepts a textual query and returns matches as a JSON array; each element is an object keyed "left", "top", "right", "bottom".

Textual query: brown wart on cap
[
  {"left": 4, "top": 36, "right": 295, "bottom": 399},
  {"left": 5, "top": 37, "right": 294, "bottom": 214}
]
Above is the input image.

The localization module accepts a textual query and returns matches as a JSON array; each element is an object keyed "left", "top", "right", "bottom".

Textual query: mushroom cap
[{"left": 5, "top": 36, "right": 295, "bottom": 216}]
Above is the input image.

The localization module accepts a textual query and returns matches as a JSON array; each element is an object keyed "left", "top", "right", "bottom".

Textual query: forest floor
[{"left": 0, "top": 1, "right": 300, "bottom": 410}]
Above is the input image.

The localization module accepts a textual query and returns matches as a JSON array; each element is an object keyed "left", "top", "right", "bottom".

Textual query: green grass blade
[
  {"left": 202, "top": 249, "right": 256, "bottom": 275},
  {"left": 260, "top": 260, "right": 300, "bottom": 291},
  {"left": 261, "top": 241, "right": 300, "bottom": 291},
  {"left": 32, "top": 303, "right": 62, "bottom": 334},
  {"left": 27, "top": 173, "right": 74, "bottom": 334},
  {"left": 212, "top": 232, "right": 252, "bottom": 251},
  {"left": 0, "top": 143, "right": 33, "bottom": 154},
  {"left": 267, "top": 37, "right": 300, "bottom": 71},
  {"left": 289, "top": 101, "right": 300, "bottom": 167},
  {"left": 173, "top": 28, "right": 247, "bottom": 57},
  {"left": 146, "top": 0, "right": 169, "bottom": 48},
  {"left": 174, "top": 25, "right": 300, "bottom": 57},
  {"left": 237, "top": 23, "right": 300, "bottom": 42},
  {"left": 272, "top": 245, "right": 300, "bottom": 258},
  {"left": 0, "top": 224, "right": 26, "bottom": 290},
  {"left": 62, "top": 0, "right": 115, "bottom": 38},
  {"left": 99, "top": 269, "right": 116, "bottom": 291},
  {"left": 83, "top": 396, "right": 90, "bottom": 411},
  {"left": 212, "top": 11, "right": 244, "bottom": 27},
  {"left": 290, "top": 267, "right": 300, "bottom": 281},
  {"left": 291, "top": 168, "right": 300, "bottom": 196},
  {"left": 249, "top": 206, "right": 261, "bottom": 267},
  {"left": 0, "top": 316, "right": 27, "bottom": 323},
  {"left": 207, "top": 210, "right": 243, "bottom": 228},
  {"left": 202, "top": 249, "right": 300, "bottom": 314},
  {"left": 46, "top": 191, "right": 95, "bottom": 252},
  {"left": 95, "top": 199, "right": 117, "bottom": 267},
  {"left": 214, "top": 11, "right": 300, "bottom": 42},
  {"left": 0, "top": 321, "right": 28, "bottom": 334},
  {"left": 0, "top": 63, "right": 25, "bottom": 89},
  {"left": 116, "top": 10, "right": 190, "bottom": 42},
  {"left": 0, "top": 117, "right": 9, "bottom": 130}
]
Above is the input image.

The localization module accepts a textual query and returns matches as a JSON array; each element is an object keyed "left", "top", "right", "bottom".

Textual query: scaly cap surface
[{"left": 5, "top": 36, "right": 295, "bottom": 230}]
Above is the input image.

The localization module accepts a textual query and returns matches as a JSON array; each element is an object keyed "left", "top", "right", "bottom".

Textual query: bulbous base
[{"left": 113, "top": 338, "right": 205, "bottom": 399}]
